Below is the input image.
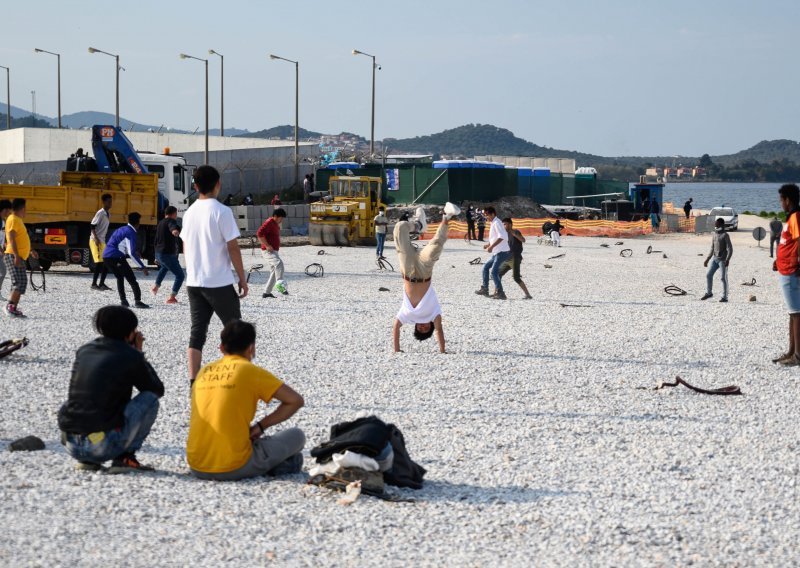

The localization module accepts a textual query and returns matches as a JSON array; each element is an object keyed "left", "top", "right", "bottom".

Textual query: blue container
[
  {"left": 518, "top": 167, "right": 533, "bottom": 177},
  {"left": 533, "top": 167, "right": 551, "bottom": 177}
]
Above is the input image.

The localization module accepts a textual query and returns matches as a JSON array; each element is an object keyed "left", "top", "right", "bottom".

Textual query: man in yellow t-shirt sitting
[{"left": 187, "top": 320, "right": 305, "bottom": 480}]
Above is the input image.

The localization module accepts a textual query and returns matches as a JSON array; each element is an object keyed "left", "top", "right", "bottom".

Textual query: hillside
[
  {"left": 241, "top": 125, "right": 323, "bottom": 140},
  {"left": 712, "top": 140, "right": 800, "bottom": 167}
]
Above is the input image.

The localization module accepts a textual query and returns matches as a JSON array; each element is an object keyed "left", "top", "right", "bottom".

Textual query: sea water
[{"left": 661, "top": 182, "right": 794, "bottom": 213}]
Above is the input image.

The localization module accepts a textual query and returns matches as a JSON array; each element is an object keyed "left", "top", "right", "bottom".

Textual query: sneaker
[
  {"left": 772, "top": 352, "right": 794, "bottom": 363},
  {"left": 165, "top": 296, "right": 178, "bottom": 305},
  {"left": 108, "top": 454, "right": 155, "bottom": 474},
  {"left": 6, "top": 304, "right": 26, "bottom": 318},
  {"left": 719, "top": 297, "right": 728, "bottom": 303},
  {"left": 523, "top": 294, "right": 533, "bottom": 300},
  {"left": 91, "top": 284, "right": 101, "bottom": 291},
  {"left": 134, "top": 301, "right": 150, "bottom": 309},
  {"left": 98, "top": 284, "right": 112, "bottom": 291},
  {"left": 443, "top": 202, "right": 461, "bottom": 220},
  {"left": 475, "top": 287, "right": 489, "bottom": 297},
  {"left": 120, "top": 300, "right": 130, "bottom": 307},
  {"left": 75, "top": 461, "right": 106, "bottom": 472},
  {"left": 700, "top": 293, "right": 713, "bottom": 301},
  {"left": 778, "top": 354, "right": 800, "bottom": 367},
  {"left": 491, "top": 291, "right": 507, "bottom": 300},
  {"left": 413, "top": 207, "right": 428, "bottom": 234},
  {"left": 262, "top": 292, "right": 276, "bottom": 299}
]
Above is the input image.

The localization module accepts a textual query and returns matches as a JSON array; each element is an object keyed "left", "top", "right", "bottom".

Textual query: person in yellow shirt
[
  {"left": 187, "top": 320, "right": 305, "bottom": 480},
  {"left": 4, "top": 198, "right": 38, "bottom": 318}
]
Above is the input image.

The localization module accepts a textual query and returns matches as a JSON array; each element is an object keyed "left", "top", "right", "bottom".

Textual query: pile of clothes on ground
[{"left": 309, "top": 416, "right": 425, "bottom": 501}]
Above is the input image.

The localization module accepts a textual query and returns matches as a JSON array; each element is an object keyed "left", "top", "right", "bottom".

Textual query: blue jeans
[
  {"left": 706, "top": 257, "right": 729, "bottom": 299},
  {"left": 650, "top": 213, "right": 659, "bottom": 229},
  {"left": 155, "top": 252, "right": 185, "bottom": 295},
  {"left": 64, "top": 392, "right": 160, "bottom": 464},
  {"left": 483, "top": 250, "right": 512, "bottom": 293},
  {"left": 376, "top": 232, "right": 386, "bottom": 257}
]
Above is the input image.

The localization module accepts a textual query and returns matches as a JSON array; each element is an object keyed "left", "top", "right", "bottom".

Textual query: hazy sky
[{"left": 1, "top": 0, "right": 797, "bottom": 157}]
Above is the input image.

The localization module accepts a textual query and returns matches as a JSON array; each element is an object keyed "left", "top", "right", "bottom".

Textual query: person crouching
[{"left": 58, "top": 306, "right": 164, "bottom": 473}]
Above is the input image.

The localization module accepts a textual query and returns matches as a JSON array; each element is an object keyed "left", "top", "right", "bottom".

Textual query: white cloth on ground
[
  {"left": 308, "top": 451, "right": 381, "bottom": 478},
  {"left": 395, "top": 286, "right": 442, "bottom": 325}
]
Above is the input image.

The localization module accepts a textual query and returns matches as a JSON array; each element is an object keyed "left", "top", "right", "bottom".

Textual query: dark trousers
[
  {"left": 771, "top": 235, "right": 780, "bottom": 258},
  {"left": 477, "top": 225, "right": 485, "bottom": 241},
  {"left": 187, "top": 285, "right": 242, "bottom": 351},
  {"left": 467, "top": 220, "right": 476, "bottom": 240},
  {"left": 105, "top": 257, "right": 141, "bottom": 303},
  {"left": 92, "top": 261, "right": 108, "bottom": 287}
]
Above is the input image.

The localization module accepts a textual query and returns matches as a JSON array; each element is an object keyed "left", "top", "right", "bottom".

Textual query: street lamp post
[
  {"left": 0, "top": 65, "right": 9, "bottom": 130},
  {"left": 269, "top": 54, "right": 299, "bottom": 187},
  {"left": 208, "top": 50, "right": 223, "bottom": 136},
  {"left": 352, "top": 49, "right": 377, "bottom": 157},
  {"left": 180, "top": 53, "right": 209, "bottom": 164},
  {"left": 88, "top": 47, "right": 120, "bottom": 127},
  {"left": 34, "top": 48, "right": 61, "bottom": 128}
]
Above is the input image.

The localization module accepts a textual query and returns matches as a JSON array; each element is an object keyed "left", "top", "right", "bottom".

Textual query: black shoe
[
  {"left": 262, "top": 293, "right": 276, "bottom": 299},
  {"left": 108, "top": 454, "right": 155, "bottom": 474},
  {"left": 98, "top": 284, "right": 112, "bottom": 291},
  {"left": 91, "top": 284, "right": 101, "bottom": 291},
  {"left": 475, "top": 287, "right": 489, "bottom": 297},
  {"left": 134, "top": 301, "right": 150, "bottom": 309},
  {"left": 120, "top": 300, "right": 130, "bottom": 307},
  {"left": 700, "top": 293, "right": 712, "bottom": 301},
  {"left": 75, "top": 461, "right": 106, "bottom": 472},
  {"left": 491, "top": 291, "right": 507, "bottom": 300},
  {"left": 719, "top": 297, "right": 728, "bottom": 303}
]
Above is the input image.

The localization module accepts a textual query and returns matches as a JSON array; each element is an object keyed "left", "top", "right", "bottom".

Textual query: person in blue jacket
[{"left": 103, "top": 212, "right": 150, "bottom": 308}]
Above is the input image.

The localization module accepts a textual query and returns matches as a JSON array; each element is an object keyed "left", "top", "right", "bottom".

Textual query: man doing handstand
[{"left": 392, "top": 202, "right": 460, "bottom": 353}]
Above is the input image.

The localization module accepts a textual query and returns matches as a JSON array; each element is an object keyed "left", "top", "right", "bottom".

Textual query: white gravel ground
[{"left": 1, "top": 215, "right": 798, "bottom": 566}]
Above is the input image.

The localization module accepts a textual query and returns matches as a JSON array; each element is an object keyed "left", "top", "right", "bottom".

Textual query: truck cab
[{"left": 138, "top": 152, "right": 194, "bottom": 217}]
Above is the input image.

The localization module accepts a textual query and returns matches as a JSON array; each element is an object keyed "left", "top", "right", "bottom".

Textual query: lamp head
[
  {"left": 179, "top": 53, "right": 188, "bottom": 59},
  {"left": 88, "top": 47, "right": 97, "bottom": 54},
  {"left": 352, "top": 49, "right": 360, "bottom": 55},
  {"left": 34, "top": 48, "right": 42, "bottom": 53},
  {"left": 269, "top": 54, "right": 278, "bottom": 60},
  {"left": 208, "top": 49, "right": 215, "bottom": 55}
]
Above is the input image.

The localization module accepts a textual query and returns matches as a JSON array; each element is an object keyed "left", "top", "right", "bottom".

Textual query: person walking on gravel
[
  {"left": 475, "top": 206, "right": 512, "bottom": 300},
  {"left": 0, "top": 199, "right": 11, "bottom": 301},
  {"left": 4, "top": 198, "right": 38, "bottom": 318},
  {"left": 465, "top": 204, "right": 476, "bottom": 241},
  {"left": 392, "top": 202, "right": 460, "bottom": 353},
  {"left": 180, "top": 165, "right": 248, "bottom": 383},
  {"left": 103, "top": 212, "right": 150, "bottom": 309},
  {"left": 374, "top": 206, "right": 388, "bottom": 258},
  {"left": 58, "top": 305, "right": 164, "bottom": 473},
  {"left": 151, "top": 206, "right": 184, "bottom": 304},
  {"left": 701, "top": 218, "right": 733, "bottom": 303},
  {"left": 499, "top": 218, "right": 532, "bottom": 299},
  {"left": 187, "top": 320, "right": 306, "bottom": 481},
  {"left": 256, "top": 208, "right": 287, "bottom": 299},
  {"left": 770, "top": 216, "right": 784, "bottom": 259},
  {"left": 89, "top": 193, "right": 113, "bottom": 291},
  {"left": 772, "top": 183, "right": 800, "bottom": 366}
]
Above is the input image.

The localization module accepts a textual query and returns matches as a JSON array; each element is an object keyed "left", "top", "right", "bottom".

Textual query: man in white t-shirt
[
  {"left": 180, "top": 165, "right": 249, "bottom": 382},
  {"left": 392, "top": 202, "right": 460, "bottom": 353},
  {"left": 89, "top": 193, "right": 113, "bottom": 291},
  {"left": 475, "top": 206, "right": 512, "bottom": 300}
]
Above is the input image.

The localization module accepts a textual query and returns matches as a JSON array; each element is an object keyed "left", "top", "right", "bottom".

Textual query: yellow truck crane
[{"left": 308, "top": 175, "right": 383, "bottom": 246}]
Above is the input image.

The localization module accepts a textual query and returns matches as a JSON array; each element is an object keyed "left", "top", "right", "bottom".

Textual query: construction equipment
[
  {"left": 0, "top": 125, "right": 193, "bottom": 269},
  {"left": 308, "top": 175, "right": 383, "bottom": 246}
]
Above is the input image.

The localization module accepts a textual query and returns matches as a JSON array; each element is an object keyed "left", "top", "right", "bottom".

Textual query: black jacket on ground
[
  {"left": 311, "top": 415, "right": 427, "bottom": 489},
  {"left": 58, "top": 337, "right": 164, "bottom": 434}
]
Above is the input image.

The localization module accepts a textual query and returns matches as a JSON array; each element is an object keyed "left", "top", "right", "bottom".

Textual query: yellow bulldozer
[{"left": 308, "top": 175, "right": 384, "bottom": 246}]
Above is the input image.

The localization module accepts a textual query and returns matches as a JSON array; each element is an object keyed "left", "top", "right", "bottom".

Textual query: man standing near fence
[{"left": 257, "top": 208, "right": 288, "bottom": 299}]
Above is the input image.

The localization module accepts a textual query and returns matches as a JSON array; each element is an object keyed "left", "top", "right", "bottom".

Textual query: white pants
[
  {"left": 261, "top": 250, "right": 284, "bottom": 294},
  {"left": 551, "top": 231, "right": 561, "bottom": 247}
]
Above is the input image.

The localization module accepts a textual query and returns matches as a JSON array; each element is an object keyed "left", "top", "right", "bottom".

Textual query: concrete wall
[
  {"left": 0, "top": 127, "right": 316, "bottom": 164},
  {"left": 230, "top": 205, "right": 310, "bottom": 236}
]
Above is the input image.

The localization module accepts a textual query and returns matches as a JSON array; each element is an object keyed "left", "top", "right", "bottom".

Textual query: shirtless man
[{"left": 392, "top": 202, "right": 460, "bottom": 353}]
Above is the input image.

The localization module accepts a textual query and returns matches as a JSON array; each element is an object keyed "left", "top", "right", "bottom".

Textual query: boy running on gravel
[{"left": 392, "top": 202, "right": 460, "bottom": 353}]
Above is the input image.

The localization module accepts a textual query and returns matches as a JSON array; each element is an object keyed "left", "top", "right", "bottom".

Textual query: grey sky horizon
[{"left": 1, "top": 0, "right": 797, "bottom": 158}]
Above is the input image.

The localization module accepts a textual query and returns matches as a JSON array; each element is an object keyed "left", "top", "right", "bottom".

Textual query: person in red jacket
[
  {"left": 773, "top": 183, "right": 800, "bottom": 366},
  {"left": 256, "top": 208, "right": 287, "bottom": 299}
]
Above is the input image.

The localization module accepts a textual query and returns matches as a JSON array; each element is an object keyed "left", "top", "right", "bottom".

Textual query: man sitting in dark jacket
[{"left": 58, "top": 305, "right": 164, "bottom": 473}]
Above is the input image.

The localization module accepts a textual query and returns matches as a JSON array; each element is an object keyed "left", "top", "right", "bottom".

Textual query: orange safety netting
[{"left": 424, "top": 216, "right": 696, "bottom": 239}]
